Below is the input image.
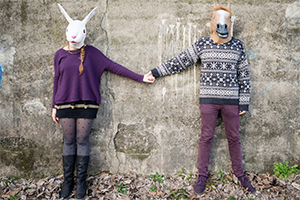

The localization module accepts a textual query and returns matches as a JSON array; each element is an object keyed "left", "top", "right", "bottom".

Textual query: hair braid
[{"left": 79, "top": 45, "right": 86, "bottom": 75}]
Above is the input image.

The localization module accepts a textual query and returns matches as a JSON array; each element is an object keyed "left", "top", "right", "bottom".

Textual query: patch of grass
[
  {"left": 177, "top": 168, "right": 194, "bottom": 180},
  {"left": 3, "top": 179, "right": 11, "bottom": 185},
  {"left": 273, "top": 161, "right": 300, "bottom": 179},
  {"left": 116, "top": 182, "right": 127, "bottom": 194},
  {"left": 170, "top": 189, "right": 189, "bottom": 200},
  {"left": 149, "top": 172, "right": 165, "bottom": 192},
  {"left": 3, "top": 177, "right": 18, "bottom": 185},
  {"left": 227, "top": 196, "right": 236, "bottom": 200},
  {"left": 149, "top": 172, "right": 164, "bottom": 184},
  {"left": 3, "top": 177, "right": 18, "bottom": 189},
  {"left": 11, "top": 195, "right": 20, "bottom": 200},
  {"left": 177, "top": 168, "right": 185, "bottom": 177},
  {"left": 215, "top": 168, "right": 227, "bottom": 182},
  {"left": 150, "top": 185, "right": 157, "bottom": 192}
]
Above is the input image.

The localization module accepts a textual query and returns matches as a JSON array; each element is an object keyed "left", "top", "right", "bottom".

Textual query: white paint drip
[
  {"left": 193, "top": 25, "right": 197, "bottom": 43},
  {"left": 162, "top": 87, "right": 166, "bottom": 101},
  {"left": 176, "top": 22, "right": 181, "bottom": 41},
  {"left": 194, "top": 65, "right": 197, "bottom": 96},
  {"left": 188, "top": 23, "right": 192, "bottom": 46},
  {"left": 231, "top": 16, "right": 236, "bottom": 37},
  {"left": 175, "top": 73, "right": 178, "bottom": 99},
  {"left": 182, "top": 25, "right": 186, "bottom": 51},
  {"left": 157, "top": 20, "right": 207, "bottom": 101}
]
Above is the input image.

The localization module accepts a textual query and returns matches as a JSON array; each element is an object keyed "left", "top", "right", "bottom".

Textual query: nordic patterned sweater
[{"left": 151, "top": 37, "right": 251, "bottom": 111}]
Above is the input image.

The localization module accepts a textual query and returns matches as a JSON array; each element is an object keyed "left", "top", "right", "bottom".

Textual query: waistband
[{"left": 54, "top": 104, "right": 99, "bottom": 110}]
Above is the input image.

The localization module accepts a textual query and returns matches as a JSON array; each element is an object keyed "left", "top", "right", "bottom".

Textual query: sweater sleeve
[
  {"left": 151, "top": 40, "right": 200, "bottom": 78},
  {"left": 52, "top": 51, "right": 60, "bottom": 108},
  {"left": 106, "top": 61, "right": 144, "bottom": 83},
  {"left": 94, "top": 48, "right": 143, "bottom": 82},
  {"left": 237, "top": 43, "right": 251, "bottom": 111}
]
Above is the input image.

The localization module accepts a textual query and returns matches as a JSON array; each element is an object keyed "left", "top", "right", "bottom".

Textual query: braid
[{"left": 79, "top": 45, "right": 86, "bottom": 75}]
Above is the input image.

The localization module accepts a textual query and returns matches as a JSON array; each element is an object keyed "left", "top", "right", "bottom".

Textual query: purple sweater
[{"left": 52, "top": 45, "right": 144, "bottom": 108}]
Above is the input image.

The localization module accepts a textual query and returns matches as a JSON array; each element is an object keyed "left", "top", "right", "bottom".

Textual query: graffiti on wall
[
  {"left": 0, "top": 62, "right": 3, "bottom": 87},
  {"left": 157, "top": 19, "right": 207, "bottom": 100},
  {"left": 0, "top": 46, "right": 4, "bottom": 87}
]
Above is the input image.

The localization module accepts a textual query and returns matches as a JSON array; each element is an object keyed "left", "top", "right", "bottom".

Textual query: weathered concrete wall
[{"left": 0, "top": 0, "right": 299, "bottom": 178}]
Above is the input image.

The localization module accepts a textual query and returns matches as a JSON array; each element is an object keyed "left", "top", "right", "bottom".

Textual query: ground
[{"left": 1, "top": 170, "right": 300, "bottom": 200}]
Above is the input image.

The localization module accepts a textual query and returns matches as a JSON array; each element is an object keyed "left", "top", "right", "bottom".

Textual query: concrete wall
[{"left": 0, "top": 0, "right": 299, "bottom": 178}]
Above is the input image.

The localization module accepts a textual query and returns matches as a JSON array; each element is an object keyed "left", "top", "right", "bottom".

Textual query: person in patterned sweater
[{"left": 150, "top": 3, "right": 256, "bottom": 194}]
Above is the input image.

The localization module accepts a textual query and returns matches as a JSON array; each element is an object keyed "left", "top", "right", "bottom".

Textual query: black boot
[
  {"left": 59, "top": 155, "right": 75, "bottom": 198},
  {"left": 75, "top": 156, "right": 89, "bottom": 199}
]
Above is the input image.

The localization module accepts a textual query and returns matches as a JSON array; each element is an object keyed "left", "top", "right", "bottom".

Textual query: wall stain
[
  {"left": 0, "top": 137, "right": 37, "bottom": 177},
  {"left": 114, "top": 123, "right": 158, "bottom": 160}
]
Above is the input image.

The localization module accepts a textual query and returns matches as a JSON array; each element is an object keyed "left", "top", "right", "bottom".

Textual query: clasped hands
[{"left": 143, "top": 71, "right": 155, "bottom": 83}]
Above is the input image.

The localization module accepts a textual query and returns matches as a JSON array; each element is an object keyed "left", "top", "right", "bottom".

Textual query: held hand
[
  {"left": 52, "top": 108, "right": 59, "bottom": 124},
  {"left": 143, "top": 71, "right": 155, "bottom": 83},
  {"left": 239, "top": 111, "right": 246, "bottom": 115}
]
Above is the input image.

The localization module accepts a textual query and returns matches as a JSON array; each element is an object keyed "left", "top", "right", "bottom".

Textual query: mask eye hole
[{"left": 83, "top": 29, "right": 86, "bottom": 33}]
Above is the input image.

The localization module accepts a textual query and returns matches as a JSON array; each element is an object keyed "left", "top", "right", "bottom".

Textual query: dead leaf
[{"left": 226, "top": 174, "right": 233, "bottom": 182}]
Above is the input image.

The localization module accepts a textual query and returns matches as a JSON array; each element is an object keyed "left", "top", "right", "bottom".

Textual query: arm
[
  {"left": 237, "top": 43, "right": 251, "bottom": 112},
  {"left": 107, "top": 63, "right": 155, "bottom": 83},
  {"left": 151, "top": 41, "right": 200, "bottom": 78},
  {"left": 52, "top": 52, "right": 60, "bottom": 108},
  {"left": 106, "top": 61, "right": 144, "bottom": 82},
  {"left": 239, "top": 111, "right": 246, "bottom": 115},
  {"left": 52, "top": 52, "right": 60, "bottom": 123},
  {"left": 52, "top": 108, "right": 59, "bottom": 124},
  {"left": 92, "top": 47, "right": 146, "bottom": 83}
]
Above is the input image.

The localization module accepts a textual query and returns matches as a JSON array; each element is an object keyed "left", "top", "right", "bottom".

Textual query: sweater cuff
[
  {"left": 151, "top": 68, "right": 160, "bottom": 78},
  {"left": 138, "top": 75, "right": 144, "bottom": 83},
  {"left": 239, "top": 105, "right": 249, "bottom": 111}
]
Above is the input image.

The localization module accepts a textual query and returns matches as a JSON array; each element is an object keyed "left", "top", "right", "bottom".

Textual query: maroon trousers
[{"left": 197, "top": 104, "right": 244, "bottom": 177}]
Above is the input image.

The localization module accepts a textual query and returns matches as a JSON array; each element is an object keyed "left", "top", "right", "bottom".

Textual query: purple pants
[{"left": 197, "top": 104, "right": 244, "bottom": 177}]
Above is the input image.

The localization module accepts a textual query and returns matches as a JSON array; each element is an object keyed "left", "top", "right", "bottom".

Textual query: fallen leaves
[{"left": 0, "top": 170, "right": 299, "bottom": 199}]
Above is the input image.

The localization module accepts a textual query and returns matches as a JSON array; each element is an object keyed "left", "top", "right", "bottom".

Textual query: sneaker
[
  {"left": 194, "top": 175, "right": 207, "bottom": 194},
  {"left": 238, "top": 176, "right": 256, "bottom": 193}
]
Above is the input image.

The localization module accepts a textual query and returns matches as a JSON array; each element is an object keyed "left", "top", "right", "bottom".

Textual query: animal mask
[
  {"left": 210, "top": 3, "right": 233, "bottom": 43},
  {"left": 57, "top": 4, "right": 98, "bottom": 49}
]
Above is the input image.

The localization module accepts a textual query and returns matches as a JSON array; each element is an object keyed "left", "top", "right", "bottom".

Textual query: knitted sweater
[
  {"left": 52, "top": 45, "right": 144, "bottom": 108},
  {"left": 151, "top": 37, "right": 250, "bottom": 111}
]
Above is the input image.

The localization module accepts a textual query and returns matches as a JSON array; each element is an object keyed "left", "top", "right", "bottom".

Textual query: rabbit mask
[{"left": 57, "top": 4, "right": 98, "bottom": 49}]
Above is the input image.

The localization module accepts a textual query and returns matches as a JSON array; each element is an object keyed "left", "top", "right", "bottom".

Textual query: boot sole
[{"left": 76, "top": 195, "right": 86, "bottom": 200}]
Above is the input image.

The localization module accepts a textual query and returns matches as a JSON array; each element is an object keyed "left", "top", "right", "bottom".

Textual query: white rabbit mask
[{"left": 58, "top": 4, "right": 98, "bottom": 49}]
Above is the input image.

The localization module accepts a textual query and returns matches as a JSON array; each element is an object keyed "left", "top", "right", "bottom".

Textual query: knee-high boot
[
  {"left": 75, "top": 156, "right": 89, "bottom": 199},
  {"left": 59, "top": 155, "right": 76, "bottom": 198}
]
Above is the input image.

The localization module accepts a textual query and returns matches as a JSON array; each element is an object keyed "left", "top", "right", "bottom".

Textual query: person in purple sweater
[{"left": 52, "top": 4, "right": 155, "bottom": 199}]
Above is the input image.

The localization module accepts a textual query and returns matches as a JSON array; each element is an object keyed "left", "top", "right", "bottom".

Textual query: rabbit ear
[
  {"left": 57, "top": 3, "right": 73, "bottom": 23},
  {"left": 82, "top": 7, "right": 98, "bottom": 25}
]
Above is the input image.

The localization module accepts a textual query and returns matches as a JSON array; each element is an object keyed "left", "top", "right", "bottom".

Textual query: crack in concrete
[
  {"left": 100, "top": 0, "right": 109, "bottom": 55},
  {"left": 99, "top": 1, "right": 122, "bottom": 173},
  {"left": 98, "top": 0, "right": 119, "bottom": 172},
  {"left": 113, "top": 128, "right": 121, "bottom": 173}
]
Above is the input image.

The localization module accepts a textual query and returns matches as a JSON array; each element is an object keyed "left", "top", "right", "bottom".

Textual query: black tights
[{"left": 60, "top": 118, "right": 93, "bottom": 156}]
